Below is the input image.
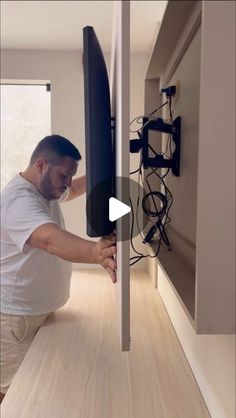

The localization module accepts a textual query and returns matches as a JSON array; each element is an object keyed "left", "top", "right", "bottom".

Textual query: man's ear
[{"left": 36, "top": 158, "right": 48, "bottom": 174}]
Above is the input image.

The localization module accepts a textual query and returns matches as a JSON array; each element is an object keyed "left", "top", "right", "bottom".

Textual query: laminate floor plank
[{"left": 1, "top": 270, "right": 210, "bottom": 418}]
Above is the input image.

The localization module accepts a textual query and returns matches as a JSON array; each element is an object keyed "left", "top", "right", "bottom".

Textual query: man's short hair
[{"left": 30, "top": 135, "right": 82, "bottom": 165}]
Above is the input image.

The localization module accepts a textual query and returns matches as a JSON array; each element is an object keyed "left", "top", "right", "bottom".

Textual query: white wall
[{"left": 1, "top": 49, "right": 149, "bottom": 270}]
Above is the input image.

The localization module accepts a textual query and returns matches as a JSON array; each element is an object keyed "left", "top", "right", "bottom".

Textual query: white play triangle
[{"left": 109, "top": 197, "right": 131, "bottom": 222}]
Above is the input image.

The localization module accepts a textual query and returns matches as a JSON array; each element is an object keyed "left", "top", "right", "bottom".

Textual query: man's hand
[
  {"left": 64, "top": 175, "right": 86, "bottom": 201},
  {"left": 95, "top": 232, "right": 117, "bottom": 283}
]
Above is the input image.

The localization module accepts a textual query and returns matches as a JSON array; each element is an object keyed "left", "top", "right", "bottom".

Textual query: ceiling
[{"left": 1, "top": 0, "right": 167, "bottom": 53}]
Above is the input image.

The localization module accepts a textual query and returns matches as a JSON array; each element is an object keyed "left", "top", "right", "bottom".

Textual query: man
[{"left": 0, "top": 135, "right": 117, "bottom": 401}]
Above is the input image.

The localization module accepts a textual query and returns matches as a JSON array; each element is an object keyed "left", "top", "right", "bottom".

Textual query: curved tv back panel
[{"left": 83, "top": 26, "right": 115, "bottom": 237}]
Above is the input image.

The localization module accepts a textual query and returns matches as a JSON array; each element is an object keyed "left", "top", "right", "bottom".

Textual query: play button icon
[
  {"left": 109, "top": 197, "right": 131, "bottom": 222},
  {"left": 86, "top": 176, "right": 150, "bottom": 241}
]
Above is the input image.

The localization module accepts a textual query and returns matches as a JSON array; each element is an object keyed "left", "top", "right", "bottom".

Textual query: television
[{"left": 83, "top": 26, "right": 115, "bottom": 237}]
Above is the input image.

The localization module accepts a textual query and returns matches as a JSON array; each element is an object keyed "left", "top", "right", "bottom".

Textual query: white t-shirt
[{"left": 1, "top": 174, "right": 72, "bottom": 315}]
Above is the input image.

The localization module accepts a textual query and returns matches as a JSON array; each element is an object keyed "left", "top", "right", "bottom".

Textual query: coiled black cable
[{"left": 129, "top": 97, "right": 174, "bottom": 266}]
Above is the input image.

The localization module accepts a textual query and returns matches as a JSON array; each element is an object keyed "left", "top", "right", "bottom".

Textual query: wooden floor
[{"left": 1, "top": 270, "right": 210, "bottom": 418}]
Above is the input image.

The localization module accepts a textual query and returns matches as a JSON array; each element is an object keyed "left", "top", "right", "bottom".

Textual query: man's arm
[
  {"left": 65, "top": 175, "right": 86, "bottom": 201},
  {"left": 26, "top": 223, "right": 117, "bottom": 282}
]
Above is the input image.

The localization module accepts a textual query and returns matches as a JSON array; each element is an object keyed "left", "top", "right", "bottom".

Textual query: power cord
[{"left": 129, "top": 97, "right": 174, "bottom": 266}]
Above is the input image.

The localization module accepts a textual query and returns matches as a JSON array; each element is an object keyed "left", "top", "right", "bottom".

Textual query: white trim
[{"left": 0, "top": 79, "right": 50, "bottom": 85}]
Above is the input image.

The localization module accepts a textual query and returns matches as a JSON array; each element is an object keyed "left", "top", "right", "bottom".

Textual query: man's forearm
[
  {"left": 28, "top": 223, "right": 97, "bottom": 263},
  {"left": 46, "top": 227, "right": 97, "bottom": 263},
  {"left": 27, "top": 223, "right": 117, "bottom": 280}
]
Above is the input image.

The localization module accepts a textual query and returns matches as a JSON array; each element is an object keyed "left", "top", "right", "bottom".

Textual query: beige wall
[
  {"left": 147, "top": 1, "right": 235, "bottom": 417},
  {"left": 195, "top": 0, "right": 235, "bottom": 334},
  {"left": 158, "top": 264, "right": 235, "bottom": 418},
  {"left": 162, "top": 26, "right": 201, "bottom": 270}
]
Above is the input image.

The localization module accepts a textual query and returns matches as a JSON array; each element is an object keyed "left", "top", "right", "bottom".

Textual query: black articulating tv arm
[{"left": 130, "top": 116, "right": 181, "bottom": 176}]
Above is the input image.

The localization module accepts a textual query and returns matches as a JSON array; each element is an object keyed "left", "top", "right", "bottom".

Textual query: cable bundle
[{"left": 129, "top": 99, "right": 174, "bottom": 266}]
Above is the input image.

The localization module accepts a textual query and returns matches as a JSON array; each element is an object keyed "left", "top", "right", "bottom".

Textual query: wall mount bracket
[{"left": 130, "top": 116, "right": 181, "bottom": 176}]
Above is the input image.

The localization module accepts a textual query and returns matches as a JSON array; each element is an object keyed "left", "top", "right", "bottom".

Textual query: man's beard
[{"left": 39, "top": 170, "right": 57, "bottom": 200}]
